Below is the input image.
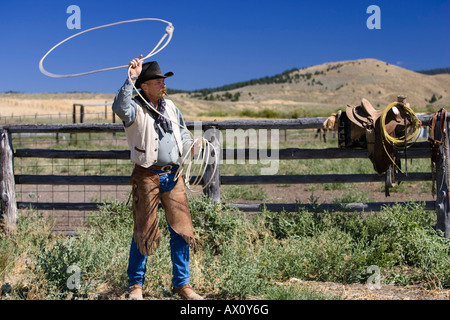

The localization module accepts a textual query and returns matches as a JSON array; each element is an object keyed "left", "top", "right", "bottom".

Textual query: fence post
[
  {"left": 435, "top": 120, "right": 450, "bottom": 238},
  {"left": 72, "top": 104, "right": 77, "bottom": 123},
  {"left": 202, "top": 126, "right": 221, "bottom": 203},
  {"left": 0, "top": 128, "right": 17, "bottom": 234},
  {"left": 80, "top": 104, "right": 85, "bottom": 123},
  {"left": 72, "top": 104, "right": 77, "bottom": 144}
]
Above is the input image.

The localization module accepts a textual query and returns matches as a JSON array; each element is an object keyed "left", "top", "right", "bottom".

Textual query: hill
[
  {"left": 168, "top": 58, "right": 450, "bottom": 119},
  {"left": 1, "top": 58, "right": 449, "bottom": 121}
]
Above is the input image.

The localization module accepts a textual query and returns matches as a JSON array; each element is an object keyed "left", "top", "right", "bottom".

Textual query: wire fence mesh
[{"left": 5, "top": 108, "right": 133, "bottom": 232}]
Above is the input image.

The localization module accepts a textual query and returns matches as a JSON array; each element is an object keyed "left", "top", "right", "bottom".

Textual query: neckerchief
[{"left": 135, "top": 94, "right": 173, "bottom": 133}]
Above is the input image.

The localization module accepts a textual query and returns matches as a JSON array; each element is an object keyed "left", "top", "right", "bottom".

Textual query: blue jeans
[{"left": 127, "top": 170, "right": 190, "bottom": 288}]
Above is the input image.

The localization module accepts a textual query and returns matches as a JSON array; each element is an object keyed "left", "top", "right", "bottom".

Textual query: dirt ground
[
  {"left": 257, "top": 182, "right": 434, "bottom": 204},
  {"left": 103, "top": 279, "right": 450, "bottom": 300},
  {"left": 274, "top": 278, "right": 450, "bottom": 300}
]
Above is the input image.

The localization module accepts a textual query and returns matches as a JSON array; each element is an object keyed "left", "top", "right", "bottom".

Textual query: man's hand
[{"left": 129, "top": 54, "right": 143, "bottom": 78}]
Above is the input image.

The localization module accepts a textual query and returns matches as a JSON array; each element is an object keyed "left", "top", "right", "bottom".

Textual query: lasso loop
[{"left": 39, "top": 18, "right": 174, "bottom": 78}]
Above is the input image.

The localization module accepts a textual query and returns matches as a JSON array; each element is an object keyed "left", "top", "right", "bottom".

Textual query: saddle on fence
[{"left": 333, "top": 98, "right": 415, "bottom": 195}]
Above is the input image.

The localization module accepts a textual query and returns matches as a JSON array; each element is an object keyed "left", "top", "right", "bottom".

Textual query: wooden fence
[
  {"left": 72, "top": 103, "right": 114, "bottom": 124},
  {"left": 1, "top": 115, "right": 449, "bottom": 237}
]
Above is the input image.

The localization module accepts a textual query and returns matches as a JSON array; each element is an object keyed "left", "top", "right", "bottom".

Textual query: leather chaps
[{"left": 130, "top": 165, "right": 197, "bottom": 256}]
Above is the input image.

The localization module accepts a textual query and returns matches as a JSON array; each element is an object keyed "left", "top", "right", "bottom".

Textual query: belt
[
  {"left": 149, "top": 164, "right": 178, "bottom": 172},
  {"left": 134, "top": 164, "right": 179, "bottom": 176}
]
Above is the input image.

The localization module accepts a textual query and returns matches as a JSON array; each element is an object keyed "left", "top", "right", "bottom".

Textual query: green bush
[
  {"left": 29, "top": 201, "right": 133, "bottom": 298},
  {"left": 0, "top": 237, "right": 14, "bottom": 281},
  {"left": 189, "top": 195, "right": 244, "bottom": 254},
  {"left": 33, "top": 236, "right": 96, "bottom": 298}
]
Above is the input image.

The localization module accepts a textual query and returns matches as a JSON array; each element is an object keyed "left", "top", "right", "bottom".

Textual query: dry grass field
[{"left": 0, "top": 92, "right": 115, "bottom": 119}]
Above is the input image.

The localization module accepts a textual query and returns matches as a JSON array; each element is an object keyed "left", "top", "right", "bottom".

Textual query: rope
[
  {"left": 380, "top": 102, "right": 421, "bottom": 173},
  {"left": 39, "top": 18, "right": 218, "bottom": 191},
  {"left": 39, "top": 18, "right": 174, "bottom": 78},
  {"left": 380, "top": 102, "right": 421, "bottom": 147}
]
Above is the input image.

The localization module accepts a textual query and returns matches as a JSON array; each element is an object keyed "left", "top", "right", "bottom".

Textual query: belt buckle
[{"left": 161, "top": 165, "right": 173, "bottom": 172}]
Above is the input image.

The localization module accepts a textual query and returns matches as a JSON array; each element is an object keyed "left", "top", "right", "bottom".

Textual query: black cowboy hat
[{"left": 135, "top": 61, "right": 174, "bottom": 89}]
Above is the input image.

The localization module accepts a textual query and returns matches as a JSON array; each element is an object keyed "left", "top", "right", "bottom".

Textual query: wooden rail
[
  {"left": 2, "top": 114, "right": 434, "bottom": 133},
  {"left": 1, "top": 113, "right": 449, "bottom": 237}
]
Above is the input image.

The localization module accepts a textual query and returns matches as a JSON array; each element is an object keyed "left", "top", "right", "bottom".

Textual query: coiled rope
[
  {"left": 39, "top": 18, "right": 218, "bottom": 190},
  {"left": 380, "top": 102, "right": 421, "bottom": 173},
  {"left": 381, "top": 102, "right": 421, "bottom": 147}
]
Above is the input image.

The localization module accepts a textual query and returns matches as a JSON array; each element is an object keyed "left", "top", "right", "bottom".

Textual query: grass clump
[
  {"left": 263, "top": 284, "right": 343, "bottom": 300},
  {"left": 1, "top": 197, "right": 449, "bottom": 300}
]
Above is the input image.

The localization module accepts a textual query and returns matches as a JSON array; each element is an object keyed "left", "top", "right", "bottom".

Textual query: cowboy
[{"left": 112, "top": 55, "right": 202, "bottom": 300}]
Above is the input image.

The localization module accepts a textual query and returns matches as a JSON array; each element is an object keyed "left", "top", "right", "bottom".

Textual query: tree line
[{"left": 416, "top": 67, "right": 450, "bottom": 75}]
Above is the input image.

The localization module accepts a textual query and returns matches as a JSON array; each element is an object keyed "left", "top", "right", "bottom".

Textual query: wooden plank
[
  {"left": 1, "top": 113, "right": 434, "bottom": 133},
  {"left": 197, "top": 118, "right": 328, "bottom": 130},
  {"left": 227, "top": 146, "right": 429, "bottom": 160},
  {"left": 14, "top": 146, "right": 430, "bottom": 160},
  {"left": 17, "top": 200, "right": 435, "bottom": 212},
  {"left": 0, "top": 129, "right": 18, "bottom": 233},
  {"left": 15, "top": 175, "right": 131, "bottom": 185},
  {"left": 15, "top": 149, "right": 130, "bottom": 159},
  {"left": 15, "top": 174, "right": 203, "bottom": 186},
  {"left": 14, "top": 172, "right": 431, "bottom": 186},
  {"left": 221, "top": 172, "right": 432, "bottom": 184},
  {"left": 230, "top": 201, "right": 436, "bottom": 212},
  {"left": 3, "top": 123, "right": 122, "bottom": 133},
  {"left": 17, "top": 202, "right": 103, "bottom": 211},
  {"left": 3, "top": 120, "right": 326, "bottom": 132},
  {"left": 17, "top": 201, "right": 159, "bottom": 211}
]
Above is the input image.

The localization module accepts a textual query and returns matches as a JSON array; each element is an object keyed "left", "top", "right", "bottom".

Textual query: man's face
[{"left": 141, "top": 78, "right": 166, "bottom": 103}]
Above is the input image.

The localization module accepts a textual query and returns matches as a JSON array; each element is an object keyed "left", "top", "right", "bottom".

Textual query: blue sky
[{"left": 0, "top": 0, "right": 448, "bottom": 93}]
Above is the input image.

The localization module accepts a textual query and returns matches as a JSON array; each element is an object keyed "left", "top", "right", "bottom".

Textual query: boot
[
  {"left": 173, "top": 283, "right": 204, "bottom": 300},
  {"left": 127, "top": 283, "right": 143, "bottom": 300}
]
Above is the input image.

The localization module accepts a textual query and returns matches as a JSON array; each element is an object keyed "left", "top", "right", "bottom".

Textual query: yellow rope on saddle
[
  {"left": 380, "top": 102, "right": 421, "bottom": 173},
  {"left": 381, "top": 102, "right": 421, "bottom": 147}
]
